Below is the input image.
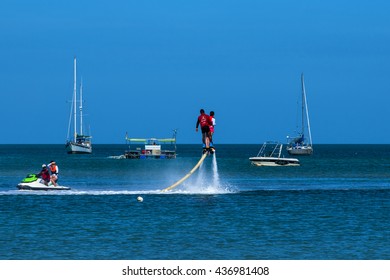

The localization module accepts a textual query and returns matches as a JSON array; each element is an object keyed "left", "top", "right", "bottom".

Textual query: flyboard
[{"left": 161, "top": 152, "right": 209, "bottom": 192}]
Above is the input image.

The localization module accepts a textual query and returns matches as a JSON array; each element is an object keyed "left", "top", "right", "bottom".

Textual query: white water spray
[
  {"left": 212, "top": 152, "right": 220, "bottom": 187},
  {"left": 195, "top": 158, "right": 205, "bottom": 187},
  {"left": 189, "top": 152, "right": 222, "bottom": 192},
  {"left": 168, "top": 150, "right": 230, "bottom": 194}
]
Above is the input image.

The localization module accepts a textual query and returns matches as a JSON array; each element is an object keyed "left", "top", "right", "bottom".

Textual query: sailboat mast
[
  {"left": 73, "top": 57, "right": 77, "bottom": 142},
  {"left": 302, "top": 75, "right": 313, "bottom": 146},
  {"left": 301, "top": 73, "right": 305, "bottom": 136},
  {"left": 80, "top": 78, "right": 83, "bottom": 136}
]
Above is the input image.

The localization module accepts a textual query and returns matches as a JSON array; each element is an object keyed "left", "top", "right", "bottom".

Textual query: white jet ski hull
[{"left": 17, "top": 181, "right": 71, "bottom": 191}]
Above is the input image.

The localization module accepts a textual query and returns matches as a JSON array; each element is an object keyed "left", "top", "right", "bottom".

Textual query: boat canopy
[{"left": 125, "top": 137, "right": 176, "bottom": 144}]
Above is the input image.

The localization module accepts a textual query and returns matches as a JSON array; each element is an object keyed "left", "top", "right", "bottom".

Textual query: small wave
[
  {"left": 0, "top": 185, "right": 236, "bottom": 196},
  {"left": 0, "top": 189, "right": 161, "bottom": 196},
  {"left": 107, "top": 155, "right": 126, "bottom": 159},
  {"left": 162, "top": 180, "right": 236, "bottom": 195}
]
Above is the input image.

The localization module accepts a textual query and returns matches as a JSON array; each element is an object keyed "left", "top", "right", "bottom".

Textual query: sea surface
[{"left": 0, "top": 144, "right": 389, "bottom": 260}]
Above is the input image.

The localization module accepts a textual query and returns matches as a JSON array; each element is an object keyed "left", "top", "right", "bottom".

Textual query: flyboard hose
[{"left": 161, "top": 152, "right": 208, "bottom": 192}]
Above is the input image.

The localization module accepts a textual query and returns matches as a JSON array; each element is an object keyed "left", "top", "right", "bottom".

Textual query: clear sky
[{"left": 1, "top": 0, "right": 389, "bottom": 144}]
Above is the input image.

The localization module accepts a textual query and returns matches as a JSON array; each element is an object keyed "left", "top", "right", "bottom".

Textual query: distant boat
[
  {"left": 124, "top": 130, "right": 177, "bottom": 159},
  {"left": 65, "top": 57, "right": 92, "bottom": 154},
  {"left": 287, "top": 73, "right": 313, "bottom": 155},
  {"left": 249, "top": 141, "right": 300, "bottom": 166}
]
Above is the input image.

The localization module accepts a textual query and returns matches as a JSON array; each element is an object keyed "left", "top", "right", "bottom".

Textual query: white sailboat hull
[
  {"left": 287, "top": 146, "right": 313, "bottom": 155},
  {"left": 66, "top": 141, "right": 92, "bottom": 154}
]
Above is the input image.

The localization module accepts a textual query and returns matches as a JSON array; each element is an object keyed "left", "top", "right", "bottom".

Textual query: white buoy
[{"left": 137, "top": 196, "right": 143, "bottom": 202}]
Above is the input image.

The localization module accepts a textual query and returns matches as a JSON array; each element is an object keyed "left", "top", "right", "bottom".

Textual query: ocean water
[{"left": 0, "top": 144, "right": 389, "bottom": 260}]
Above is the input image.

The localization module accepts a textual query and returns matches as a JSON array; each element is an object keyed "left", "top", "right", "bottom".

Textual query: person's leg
[
  {"left": 202, "top": 126, "right": 210, "bottom": 148},
  {"left": 205, "top": 134, "right": 210, "bottom": 148},
  {"left": 51, "top": 175, "right": 58, "bottom": 186}
]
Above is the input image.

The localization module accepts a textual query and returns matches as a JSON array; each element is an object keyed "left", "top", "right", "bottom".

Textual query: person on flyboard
[
  {"left": 209, "top": 111, "right": 216, "bottom": 148},
  {"left": 196, "top": 109, "right": 215, "bottom": 154}
]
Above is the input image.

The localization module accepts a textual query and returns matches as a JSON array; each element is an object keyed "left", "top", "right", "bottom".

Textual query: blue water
[{"left": 0, "top": 144, "right": 389, "bottom": 259}]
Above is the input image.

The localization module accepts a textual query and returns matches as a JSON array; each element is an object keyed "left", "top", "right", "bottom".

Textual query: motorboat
[
  {"left": 17, "top": 174, "right": 71, "bottom": 191},
  {"left": 249, "top": 141, "right": 300, "bottom": 166}
]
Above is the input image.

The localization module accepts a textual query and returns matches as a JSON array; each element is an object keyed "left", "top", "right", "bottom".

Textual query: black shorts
[{"left": 201, "top": 126, "right": 210, "bottom": 134}]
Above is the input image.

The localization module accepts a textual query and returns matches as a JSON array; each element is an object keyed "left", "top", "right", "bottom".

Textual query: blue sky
[{"left": 1, "top": 0, "right": 389, "bottom": 144}]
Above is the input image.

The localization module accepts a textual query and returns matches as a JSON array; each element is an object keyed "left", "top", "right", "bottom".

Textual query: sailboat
[
  {"left": 65, "top": 57, "right": 92, "bottom": 154},
  {"left": 286, "top": 73, "right": 313, "bottom": 155}
]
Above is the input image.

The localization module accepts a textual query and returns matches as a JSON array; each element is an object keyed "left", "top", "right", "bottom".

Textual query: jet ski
[{"left": 17, "top": 174, "right": 71, "bottom": 191}]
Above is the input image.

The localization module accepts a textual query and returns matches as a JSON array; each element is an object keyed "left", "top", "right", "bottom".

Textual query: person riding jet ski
[{"left": 36, "top": 164, "right": 50, "bottom": 186}]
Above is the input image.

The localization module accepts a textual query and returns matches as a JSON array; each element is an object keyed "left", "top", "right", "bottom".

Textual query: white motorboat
[
  {"left": 249, "top": 141, "right": 300, "bottom": 166},
  {"left": 65, "top": 57, "right": 92, "bottom": 154},
  {"left": 17, "top": 174, "right": 71, "bottom": 191},
  {"left": 287, "top": 73, "right": 313, "bottom": 155}
]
